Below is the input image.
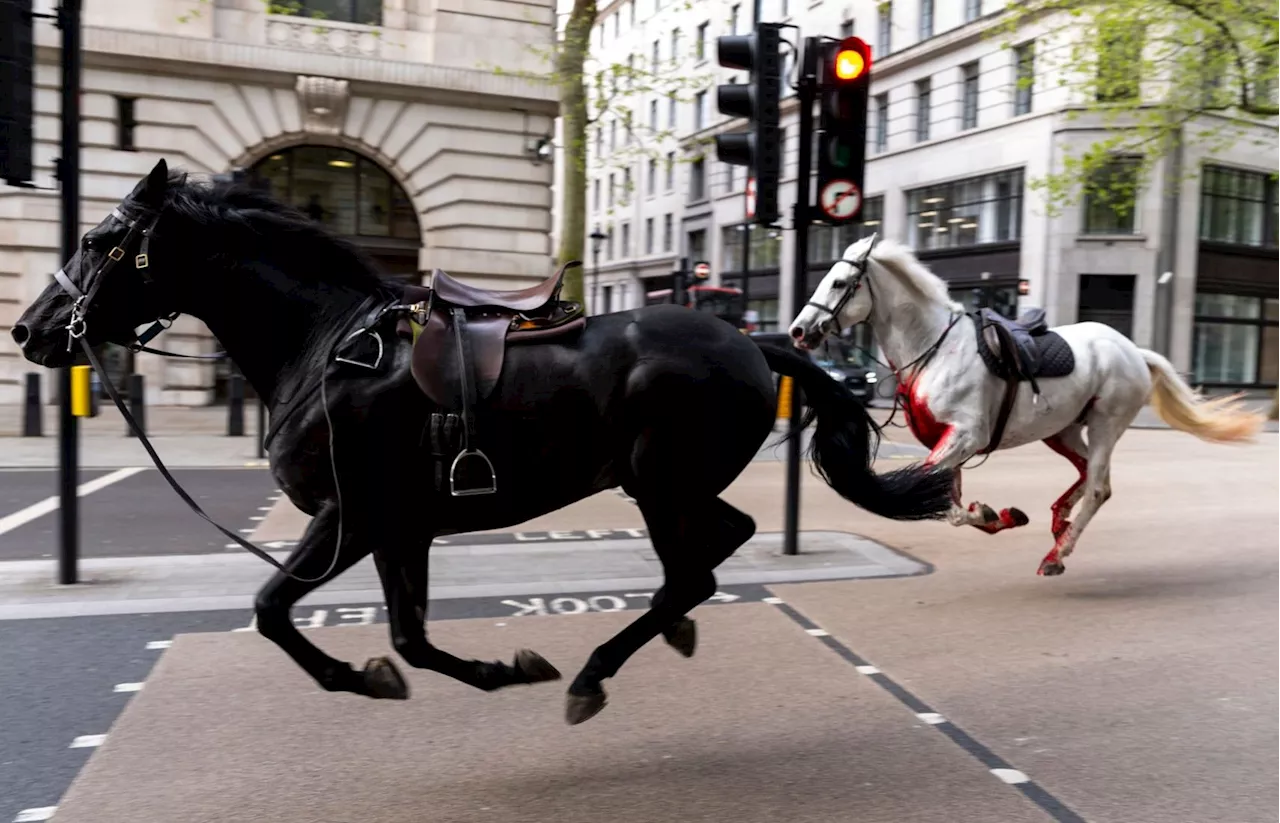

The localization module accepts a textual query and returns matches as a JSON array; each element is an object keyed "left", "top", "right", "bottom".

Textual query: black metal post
[
  {"left": 57, "top": 0, "right": 82, "bottom": 585},
  {"left": 126, "top": 373, "right": 145, "bottom": 437},
  {"left": 740, "top": 222, "right": 752, "bottom": 319},
  {"left": 23, "top": 373, "right": 41, "bottom": 437},
  {"left": 591, "top": 246, "right": 600, "bottom": 315},
  {"left": 256, "top": 397, "right": 266, "bottom": 459},
  {"left": 783, "top": 37, "right": 818, "bottom": 557},
  {"left": 227, "top": 373, "right": 245, "bottom": 436},
  {"left": 673, "top": 256, "right": 688, "bottom": 306}
]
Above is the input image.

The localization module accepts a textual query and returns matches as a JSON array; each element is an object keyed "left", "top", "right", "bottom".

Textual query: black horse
[{"left": 13, "top": 160, "right": 954, "bottom": 724}]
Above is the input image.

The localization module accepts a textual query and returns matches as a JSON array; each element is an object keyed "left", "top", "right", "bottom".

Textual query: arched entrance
[{"left": 246, "top": 145, "right": 422, "bottom": 281}]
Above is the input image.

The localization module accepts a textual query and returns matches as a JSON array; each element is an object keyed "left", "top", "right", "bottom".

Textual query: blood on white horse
[{"left": 789, "top": 236, "right": 1265, "bottom": 576}]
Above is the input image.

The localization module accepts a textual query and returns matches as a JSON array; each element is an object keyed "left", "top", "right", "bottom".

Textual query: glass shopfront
[
  {"left": 906, "top": 169, "right": 1023, "bottom": 251},
  {"left": 1192, "top": 294, "right": 1278, "bottom": 387}
]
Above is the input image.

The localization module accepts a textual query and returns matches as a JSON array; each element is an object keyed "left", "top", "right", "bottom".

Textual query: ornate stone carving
[
  {"left": 265, "top": 15, "right": 381, "bottom": 58},
  {"left": 295, "top": 75, "right": 350, "bottom": 135}
]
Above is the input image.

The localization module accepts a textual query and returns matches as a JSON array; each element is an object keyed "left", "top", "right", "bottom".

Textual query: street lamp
[{"left": 589, "top": 226, "right": 607, "bottom": 315}]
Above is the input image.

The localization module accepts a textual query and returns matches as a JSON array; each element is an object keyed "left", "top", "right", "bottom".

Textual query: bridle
[
  {"left": 55, "top": 205, "right": 225, "bottom": 361},
  {"left": 803, "top": 232, "right": 878, "bottom": 340},
  {"left": 51, "top": 201, "right": 343, "bottom": 584}
]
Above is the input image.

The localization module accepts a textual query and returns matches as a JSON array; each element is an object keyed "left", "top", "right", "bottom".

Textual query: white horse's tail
[{"left": 1140, "top": 349, "right": 1264, "bottom": 443}]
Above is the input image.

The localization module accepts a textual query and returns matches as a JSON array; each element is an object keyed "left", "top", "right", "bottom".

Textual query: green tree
[{"left": 995, "top": 0, "right": 1278, "bottom": 218}]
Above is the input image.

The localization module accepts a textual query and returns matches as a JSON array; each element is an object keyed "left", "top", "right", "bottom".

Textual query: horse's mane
[
  {"left": 158, "top": 171, "right": 401, "bottom": 298},
  {"left": 866, "top": 237, "right": 964, "bottom": 312}
]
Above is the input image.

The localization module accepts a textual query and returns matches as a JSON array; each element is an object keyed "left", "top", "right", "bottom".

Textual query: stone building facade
[{"left": 1, "top": 0, "right": 558, "bottom": 405}]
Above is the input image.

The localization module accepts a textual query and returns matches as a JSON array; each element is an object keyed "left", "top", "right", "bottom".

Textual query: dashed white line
[
  {"left": 145, "top": 640, "right": 172, "bottom": 650},
  {"left": 761, "top": 596, "right": 784, "bottom": 604},
  {"left": 257, "top": 506, "right": 273, "bottom": 511},
  {"left": 248, "top": 516, "right": 265, "bottom": 521},
  {"left": 855, "top": 664, "right": 881, "bottom": 675},
  {"left": 238, "top": 528, "right": 254, "bottom": 533},
  {"left": 915, "top": 712, "right": 946, "bottom": 725},
  {"left": 0, "top": 467, "right": 146, "bottom": 537},
  {"left": 113, "top": 682, "right": 144, "bottom": 693},
  {"left": 804, "top": 628, "right": 829, "bottom": 637},
  {"left": 69, "top": 734, "right": 106, "bottom": 749},
  {"left": 991, "top": 768, "right": 1030, "bottom": 785},
  {"left": 13, "top": 807, "right": 57, "bottom": 822}
]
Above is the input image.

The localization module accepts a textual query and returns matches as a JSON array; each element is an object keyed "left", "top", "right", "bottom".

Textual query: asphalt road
[{"left": 0, "top": 586, "right": 771, "bottom": 819}]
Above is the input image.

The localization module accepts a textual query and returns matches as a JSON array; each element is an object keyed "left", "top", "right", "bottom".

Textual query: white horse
[{"left": 789, "top": 235, "right": 1264, "bottom": 576}]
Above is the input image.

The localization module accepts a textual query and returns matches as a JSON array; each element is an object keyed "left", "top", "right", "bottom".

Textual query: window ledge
[
  {"left": 265, "top": 14, "right": 383, "bottom": 57},
  {"left": 1077, "top": 233, "right": 1146, "bottom": 242}
]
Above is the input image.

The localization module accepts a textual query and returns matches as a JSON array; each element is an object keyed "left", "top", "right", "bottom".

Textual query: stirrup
[{"left": 449, "top": 448, "right": 497, "bottom": 497}]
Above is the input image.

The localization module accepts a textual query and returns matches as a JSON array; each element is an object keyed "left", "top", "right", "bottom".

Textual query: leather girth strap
[{"left": 982, "top": 321, "right": 1023, "bottom": 455}]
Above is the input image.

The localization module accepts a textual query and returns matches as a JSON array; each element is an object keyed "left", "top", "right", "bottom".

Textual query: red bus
[{"left": 645, "top": 284, "right": 750, "bottom": 331}]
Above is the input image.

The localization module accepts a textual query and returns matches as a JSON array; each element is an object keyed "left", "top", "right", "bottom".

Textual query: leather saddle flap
[{"left": 411, "top": 311, "right": 510, "bottom": 408}]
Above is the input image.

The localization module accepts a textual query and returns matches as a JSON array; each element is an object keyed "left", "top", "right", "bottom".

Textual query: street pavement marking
[
  {"left": 113, "top": 682, "right": 144, "bottom": 693},
  {"left": 13, "top": 807, "right": 57, "bottom": 822},
  {"left": 761, "top": 596, "right": 784, "bottom": 604},
  {"left": 146, "top": 640, "right": 172, "bottom": 650},
  {"left": 249, "top": 516, "right": 265, "bottom": 521},
  {"left": 769, "top": 600, "right": 1087, "bottom": 823},
  {"left": 0, "top": 467, "right": 146, "bottom": 537},
  {"left": 69, "top": 734, "right": 106, "bottom": 749}
]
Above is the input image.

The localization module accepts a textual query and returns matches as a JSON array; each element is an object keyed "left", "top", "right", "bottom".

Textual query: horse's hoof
[
  {"left": 664, "top": 617, "right": 697, "bottom": 658},
  {"left": 514, "top": 649, "right": 562, "bottom": 684},
  {"left": 565, "top": 688, "right": 608, "bottom": 725},
  {"left": 1038, "top": 560, "right": 1066, "bottom": 577},
  {"left": 1007, "top": 507, "right": 1030, "bottom": 527},
  {"left": 363, "top": 656, "right": 409, "bottom": 700}
]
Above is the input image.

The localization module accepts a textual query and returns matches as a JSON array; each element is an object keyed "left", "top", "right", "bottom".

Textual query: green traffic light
[{"left": 830, "top": 141, "right": 851, "bottom": 168}]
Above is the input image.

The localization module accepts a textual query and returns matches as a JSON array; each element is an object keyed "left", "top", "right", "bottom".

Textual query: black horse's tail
[{"left": 755, "top": 341, "right": 954, "bottom": 521}]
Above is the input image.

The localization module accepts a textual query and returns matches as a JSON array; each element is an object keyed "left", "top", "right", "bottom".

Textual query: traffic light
[
  {"left": 815, "top": 36, "right": 872, "bottom": 225},
  {"left": 714, "top": 22, "right": 783, "bottom": 226},
  {"left": 0, "top": 0, "right": 35, "bottom": 186}
]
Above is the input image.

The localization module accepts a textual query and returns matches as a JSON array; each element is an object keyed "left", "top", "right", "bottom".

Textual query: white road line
[
  {"left": 804, "top": 628, "right": 829, "bottom": 637},
  {"left": 761, "top": 596, "right": 784, "bottom": 604},
  {"left": 855, "top": 665, "right": 881, "bottom": 675},
  {"left": 257, "top": 506, "right": 273, "bottom": 511},
  {"left": 916, "top": 712, "right": 946, "bottom": 725},
  {"left": 69, "top": 734, "right": 106, "bottom": 749},
  {"left": 991, "top": 768, "right": 1030, "bottom": 785},
  {"left": 248, "top": 516, "right": 265, "bottom": 521},
  {"left": 145, "top": 640, "right": 172, "bottom": 650},
  {"left": 113, "top": 682, "right": 144, "bottom": 693},
  {"left": 13, "top": 807, "right": 57, "bottom": 822},
  {"left": 238, "top": 528, "right": 254, "bottom": 533},
  {"left": 0, "top": 467, "right": 146, "bottom": 537}
]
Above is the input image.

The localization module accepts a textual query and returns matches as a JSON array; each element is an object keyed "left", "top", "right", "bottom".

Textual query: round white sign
[{"left": 819, "top": 179, "right": 862, "bottom": 220}]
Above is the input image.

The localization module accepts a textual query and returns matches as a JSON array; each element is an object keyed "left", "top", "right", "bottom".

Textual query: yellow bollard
[
  {"left": 70, "top": 365, "right": 93, "bottom": 418},
  {"left": 776, "top": 375, "right": 793, "bottom": 421}
]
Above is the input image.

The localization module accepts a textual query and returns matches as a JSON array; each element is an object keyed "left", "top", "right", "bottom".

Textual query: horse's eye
[{"left": 831, "top": 279, "right": 847, "bottom": 289}]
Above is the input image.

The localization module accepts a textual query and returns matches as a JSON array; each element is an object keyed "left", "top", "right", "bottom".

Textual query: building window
[
  {"left": 665, "top": 152, "right": 676, "bottom": 190},
  {"left": 115, "top": 96, "right": 137, "bottom": 152},
  {"left": 689, "top": 157, "right": 706, "bottom": 201},
  {"left": 606, "top": 227, "right": 614, "bottom": 261},
  {"left": 663, "top": 213, "right": 674, "bottom": 251},
  {"left": 720, "top": 225, "right": 783, "bottom": 272},
  {"left": 287, "top": 0, "right": 381, "bottom": 25},
  {"left": 1014, "top": 42, "right": 1035, "bottom": 116},
  {"left": 608, "top": 174, "right": 616, "bottom": 206},
  {"left": 652, "top": 39, "right": 660, "bottom": 73},
  {"left": 670, "top": 28, "right": 680, "bottom": 65},
  {"left": 646, "top": 159, "right": 657, "bottom": 196},
  {"left": 874, "top": 93, "right": 889, "bottom": 152},
  {"left": 688, "top": 229, "right": 707, "bottom": 263},
  {"left": 1082, "top": 156, "right": 1141, "bottom": 234},
  {"left": 627, "top": 0, "right": 635, "bottom": 27},
  {"left": 649, "top": 99, "right": 658, "bottom": 132},
  {"left": 840, "top": 19, "right": 854, "bottom": 38},
  {"left": 602, "top": 284, "right": 614, "bottom": 314},
  {"left": 694, "top": 90, "right": 707, "bottom": 131},
  {"left": 622, "top": 168, "right": 632, "bottom": 204},
  {"left": 915, "top": 78, "right": 931, "bottom": 142},
  {"left": 1200, "top": 165, "right": 1279, "bottom": 248},
  {"left": 696, "top": 22, "right": 708, "bottom": 61},
  {"left": 964, "top": 0, "right": 981, "bottom": 22},
  {"left": 645, "top": 217, "right": 655, "bottom": 253},
  {"left": 593, "top": 178, "right": 601, "bottom": 211},
  {"left": 808, "top": 196, "right": 885, "bottom": 262},
  {"left": 610, "top": 120, "right": 617, "bottom": 151},
  {"left": 1193, "top": 294, "right": 1278, "bottom": 387},
  {"left": 668, "top": 94, "right": 678, "bottom": 129},
  {"left": 961, "top": 62, "right": 979, "bottom": 129},
  {"left": 906, "top": 168, "right": 1024, "bottom": 250},
  {"left": 1097, "top": 21, "right": 1143, "bottom": 102},
  {"left": 729, "top": 4, "right": 740, "bottom": 35},
  {"left": 621, "top": 222, "right": 631, "bottom": 257},
  {"left": 595, "top": 127, "right": 603, "bottom": 157},
  {"left": 918, "top": 0, "right": 933, "bottom": 40},
  {"left": 878, "top": 3, "right": 892, "bottom": 55}
]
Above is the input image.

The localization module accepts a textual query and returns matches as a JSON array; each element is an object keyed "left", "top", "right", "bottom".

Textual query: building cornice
[{"left": 34, "top": 25, "right": 559, "bottom": 112}]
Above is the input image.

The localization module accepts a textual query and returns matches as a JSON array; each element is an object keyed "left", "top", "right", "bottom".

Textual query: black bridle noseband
[{"left": 803, "top": 232, "right": 878, "bottom": 340}]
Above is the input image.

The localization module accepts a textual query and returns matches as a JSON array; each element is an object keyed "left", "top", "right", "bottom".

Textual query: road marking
[
  {"left": 992, "top": 768, "right": 1031, "bottom": 785},
  {"left": 762, "top": 596, "right": 784, "bottom": 604},
  {"left": 113, "top": 682, "right": 144, "bottom": 693},
  {"left": 257, "top": 506, "right": 272, "bottom": 511},
  {"left": 146, "top": 640, "right": 172, "bottom": 650},
  {"left": 249, "top": 516, "right": 265, "bottom": 521},
  {"left": 768, "top": 601, "right": 1086, "bottom": 823},
  {"left": 13, "top": 808, "right": 57, "bottom": 822},
  {"left": 0, "top": 467, "right": 146, "bottom": 537},
  {"left": 69, "top": 734, "right": 106, "bottom": 749},
  {"left": 238, "top": 528, "right": 254, "bottom": 533}
]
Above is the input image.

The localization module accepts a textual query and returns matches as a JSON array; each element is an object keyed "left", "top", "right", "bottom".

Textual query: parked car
[{"left": 749, "top": 331, "right": 882, "bottom": 405}]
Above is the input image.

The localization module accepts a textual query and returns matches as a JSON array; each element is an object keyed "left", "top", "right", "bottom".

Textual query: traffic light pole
[
  {"left": 783, "top": 37, "right": 818, "bottom": 557},
  {"left": 57, "top": 0, "right": 82, "bottom": 585}
]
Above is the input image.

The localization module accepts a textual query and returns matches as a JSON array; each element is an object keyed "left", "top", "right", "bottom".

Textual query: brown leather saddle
[{"left": 395, "top": 261, "right": 585, "bottom": 496}]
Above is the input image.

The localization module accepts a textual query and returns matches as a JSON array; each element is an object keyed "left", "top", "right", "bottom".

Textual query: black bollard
[
  {"left": 126, "top": 374, "right": 146, "bottom": 437},
  {"left": 227, "top": 374, "right": 245, "bottom": 437},
  {"left": 23, "top": 373, "right": 42, "bottom": 437}
]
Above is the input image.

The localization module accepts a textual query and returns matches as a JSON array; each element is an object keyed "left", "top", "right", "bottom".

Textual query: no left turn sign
[{"left": 819, "top": 179, "right": 862, "bottom": 221}]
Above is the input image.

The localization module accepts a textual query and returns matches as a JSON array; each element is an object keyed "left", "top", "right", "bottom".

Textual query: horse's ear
[{"left": 137, "top": 159, "right": 169, "bottom": 207}]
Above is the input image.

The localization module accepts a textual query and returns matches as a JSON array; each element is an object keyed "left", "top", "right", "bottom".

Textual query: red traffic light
[{"left": 830, "top": 36, "right": 871, "bottom": 82}]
